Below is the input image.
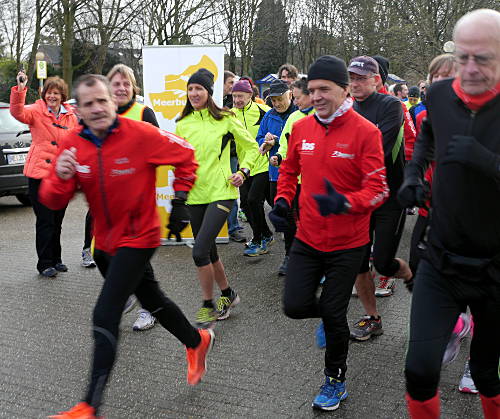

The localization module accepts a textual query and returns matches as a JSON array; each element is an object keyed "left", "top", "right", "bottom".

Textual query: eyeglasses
[{"left": 455, "top": 52, "right": 495, "bottom": 66}]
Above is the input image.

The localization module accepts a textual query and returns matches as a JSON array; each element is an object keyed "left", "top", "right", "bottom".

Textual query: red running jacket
[
  {"left": 276, "top": 108, "right": 389, "bottom": 252},
  {"left": 39, "top": 116, "right": 198, "bottom": 254}
]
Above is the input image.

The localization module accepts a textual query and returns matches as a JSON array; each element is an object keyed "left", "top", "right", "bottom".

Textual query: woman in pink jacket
[{"left": 10, "top": 71, "right": 78, "bottom": 277}]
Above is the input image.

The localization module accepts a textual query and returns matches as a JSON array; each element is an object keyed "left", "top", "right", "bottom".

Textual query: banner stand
[{"left": 142, "top": 45, "right": 227, "bottom": 246}]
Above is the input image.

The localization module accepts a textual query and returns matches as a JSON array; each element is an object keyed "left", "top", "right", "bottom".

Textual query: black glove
[
  {"left": 398, "top": 163, "right": 429, "bottom": 208},
  {"left": 269, "top": 198, "right": 291, "bottom": 232},
  {"left": 312, "top": 178, "right": 348, "bottom": 216},
  {"left": 275, "top": 153, "right": 283, "bottom": 166},
  {"left": 442, "top": 135, "right": 500, "bottom": 178},
  {"left": 167, "top": 198, "right": 190, "bottom": 242}
]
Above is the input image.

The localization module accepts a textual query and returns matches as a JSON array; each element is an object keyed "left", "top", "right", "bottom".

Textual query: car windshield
[{"left": 0, "top": 108, "right": 29, "bottom": 133}]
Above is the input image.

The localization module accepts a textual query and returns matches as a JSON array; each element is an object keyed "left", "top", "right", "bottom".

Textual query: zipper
[
  {"left": 466, "top": 110, "right": 476, "bottom": 135},
  {"left": 97, "top": 147, "right": 113, "bottom": 231}
]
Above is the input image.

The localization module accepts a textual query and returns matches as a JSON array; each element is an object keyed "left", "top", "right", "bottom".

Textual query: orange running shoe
[
  {"left": 186, "top": 328, "right": 215, "bottom": 386},
  {"left": 49, "top": 402, "right": 100, "bottom": 419}
]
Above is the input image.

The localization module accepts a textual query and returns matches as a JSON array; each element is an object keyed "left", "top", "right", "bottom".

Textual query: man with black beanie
[{"left": 268, "top": 55, "right": 388, "bottom": 411}]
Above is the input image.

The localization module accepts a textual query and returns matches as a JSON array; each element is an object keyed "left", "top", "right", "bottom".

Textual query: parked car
[{"left": 0, "top": 101, "right": 32, "bottom": 205}]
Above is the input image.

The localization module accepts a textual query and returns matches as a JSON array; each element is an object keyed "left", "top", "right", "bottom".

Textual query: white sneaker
[
  {"left": 375, "top": 276, "right": 396, "bottom": 297},
  {"left": 81, "top": 248, "right": 96, "bottom": 268},
  {"left": 459, "top": 361, "right": 478, "bottom": 394},
  {"left": 133, "top": 309, "right": 156, "bottom": 331}
]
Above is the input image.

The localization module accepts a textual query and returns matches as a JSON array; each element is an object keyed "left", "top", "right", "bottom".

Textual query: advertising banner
[{"left": 142, "top": 45, "right": 228, "bottom": 245}]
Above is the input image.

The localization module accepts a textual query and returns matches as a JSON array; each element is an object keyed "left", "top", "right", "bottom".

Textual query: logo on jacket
[
  {"left": 111, "top": 167, "right": 136, "bottom": 176},
  {"left": 76, "top": 164, "right": 91, "bottom": 174},
  {"left": 331, "top": 150, "right": 355, "bottom": 159},
  {"left": 301, "top": 139, "right": 315, "bottom": 152},
  {"left": 115, "top": 157, "right": 130, "bottom": 164}
]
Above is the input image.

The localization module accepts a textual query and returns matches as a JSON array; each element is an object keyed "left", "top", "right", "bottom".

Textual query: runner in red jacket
[
  {"left": 42, "top": 74, "right": 214, "bottom": 419},
  {"left": 269, "top": 56, "right": 388, "bottom": 412}
]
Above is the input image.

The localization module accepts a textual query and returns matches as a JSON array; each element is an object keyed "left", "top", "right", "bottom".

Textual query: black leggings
[
  {"left": 359, "top": 197, "right": 406, "bottom": 276},
  {"left": 245, "top": 172, "right": 272, "bottom": 242},
  {"left": 283, "top": 239, "right": 366, "bottom": 380},
  {"left": 405, "top": 258, "right": 500, "bottom": 401},
  {"left": 188, "top": 200, "right": 234, "bottom": 267},
  {"left": 84, "top": 210, "right": 93, "bottom": 249},
  {"left": 28, "top": 177, "right": 66, "bottom": 272},
  {"left": 86, "top": 247, "right": 200, "bottom": 412},
  {"left": 269, "top": 180, "right": 298, "bottom": 254},
  {"left": 408, "top": 214, "right": 428, "bottom": 277}
]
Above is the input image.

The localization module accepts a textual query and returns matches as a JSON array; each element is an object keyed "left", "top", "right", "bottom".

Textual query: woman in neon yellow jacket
[
  {"left": 231, "top": 79, "right": 275, "bottom": 257},
  {"left": 176, "top": 68, "right": 260, "bottom": 328}
]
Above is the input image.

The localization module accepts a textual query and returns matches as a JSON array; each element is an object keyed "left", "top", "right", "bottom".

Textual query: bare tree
[
  {"left": 81, "top": 0, "right": 145, "bottom": 74},
  {"left": 0, "top": 0, "right": 34, "bottom": 63},
  {"left": 141, "top": 0, "right": 218, "bottom": 46}
]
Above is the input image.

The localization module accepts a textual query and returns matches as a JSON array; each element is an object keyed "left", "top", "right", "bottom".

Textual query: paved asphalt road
[{"left": 0, "top": 194, "right": 482, "bottom": 418}]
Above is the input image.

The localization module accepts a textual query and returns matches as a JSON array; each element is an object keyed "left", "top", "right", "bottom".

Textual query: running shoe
[
  {"left": 40, "top": 267, "right": 58, "bottom": 278},
  {"left": 458, "top": 361, "right": 478, "bottom": 394},
  {"left": 374, "top": 276, "right": 396, "bottom": 297},
  {"left": 55, "top": 263, "right": 68, "bottom": 272},
  {"left": 81, "top": 248, "right": 96, "bottom": 268},
  {"left": 312, "top": 376, "right": 348, "bottom": 411},
  {"left": 216, "top": 289, "right": 240, "bottom": 320},
  {"left": 195, "top": 306, "right": 218, "bottom": 329},
  {"left": 442, "top": 313, "right": 471, "bottom": 365},
  {"left": 122, "top": 295, "right": 137, "bottom": 314},
  {"left": 316, "top": 322, "right": 326, "bottom": 349},
  {"left": 186, "top": 328, "right": 215, "bottom": 386},
  {"left": 238, "top": 210, "right": 247, "bottom": 222},
  {"left": 49, "top": 402, "right": 101, "bottom": 418},
  {"left": 278, "top": 255, "right": 289, "bottom": 276},
  {"left": 262, "top": 235, "right": 275, "bottom": 247},
  {"left": 132, "top": 309, "right": 156, "bottom": 331},
  {"left": 229, "top": 230, "right": 246, "bottom": 242},
  {"left": 244, "top": 241, "right": 266, "bottom": 257},
  {"left": 350, "top": 316, "right": 383, "bottom": 341}
]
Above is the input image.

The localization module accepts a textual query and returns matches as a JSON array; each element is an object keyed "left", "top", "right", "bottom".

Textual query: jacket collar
[
  {"left": 79, "top": 117, "right": 120, "bottom": 147},
  {"left": 117, "top": 98, "right": 136, "bottom": 114}
]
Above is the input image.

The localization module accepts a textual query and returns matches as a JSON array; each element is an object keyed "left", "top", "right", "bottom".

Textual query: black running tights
[{"left": 85, "top": 247, "right": 200, "bottom": 412}]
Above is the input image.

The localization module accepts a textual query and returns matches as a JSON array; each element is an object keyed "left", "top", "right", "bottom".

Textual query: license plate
[{"left": 7, "top": 153, "right": 27, "bottom": 164}]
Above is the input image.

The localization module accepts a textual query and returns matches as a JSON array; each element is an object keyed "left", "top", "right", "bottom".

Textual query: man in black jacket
[
  {"left": 399, "top": 9, "right": 500, "bottom": 418},
  {"left": 347, "top": 56, "right": 412, "bottom": 341}
]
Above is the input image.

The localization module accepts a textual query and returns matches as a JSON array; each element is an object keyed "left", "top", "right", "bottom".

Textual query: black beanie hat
[
  {"left": 187, "top": 68, "right": 214, "bottom": 96},
  {"left": 308, "top": 56, "right": 349, "bottom": 88},
  {"left": 372, "top": 55, "right": 389, "bottom": 84}
]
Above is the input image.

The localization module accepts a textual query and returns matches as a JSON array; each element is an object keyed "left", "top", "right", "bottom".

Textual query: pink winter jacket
[{"left": 10, "top": 86, "right": 78, "bottom": 179}]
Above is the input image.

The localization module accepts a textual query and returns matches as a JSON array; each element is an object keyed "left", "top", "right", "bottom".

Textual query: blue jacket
[{"left": 256, "top": 104, "right": 297, "bottom": 181}]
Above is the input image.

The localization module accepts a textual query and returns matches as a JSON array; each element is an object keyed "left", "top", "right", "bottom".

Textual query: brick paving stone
[{"left": 0, "top": 195, "right": 483, "bottom": 418}]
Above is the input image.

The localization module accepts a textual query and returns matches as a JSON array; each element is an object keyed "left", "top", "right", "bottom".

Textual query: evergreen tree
[{"left": 251, "top": 0, "right": 289, "bottom": 79}]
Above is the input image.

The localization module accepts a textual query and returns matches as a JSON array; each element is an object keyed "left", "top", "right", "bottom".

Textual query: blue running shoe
[
  {"left": 262, "top": 235, "right": 275, "bottom": 247},
  {"left": 312, "top": 376, "right": 348, "bottom": 411},
  {"left": 316, "top": 322, "right": 326, "bottom": 348},
  {"left": 244, "top": 241, "right": 265, "bottom": 257}
]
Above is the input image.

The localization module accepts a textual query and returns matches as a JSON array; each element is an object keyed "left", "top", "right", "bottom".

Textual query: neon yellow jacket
[
  {"left": 232, "top": 101, "right": 270, "bottom": 176},
  {"left": 277, "top": 107, "right": 316, "bottom": 159},
  {"left": 175, "top": 108, "right": 261, "bottom": 204}
]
